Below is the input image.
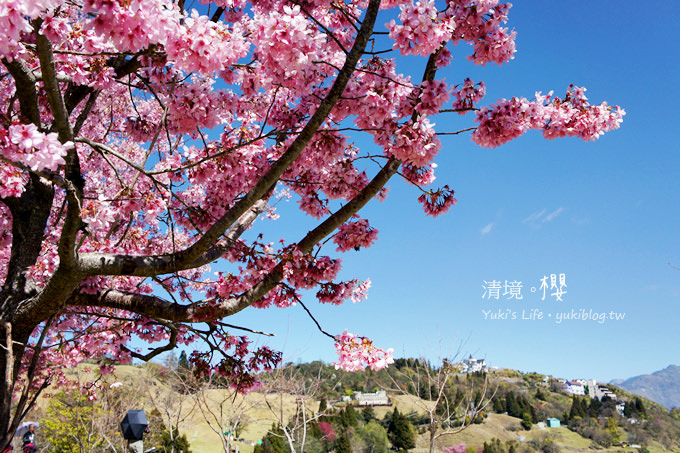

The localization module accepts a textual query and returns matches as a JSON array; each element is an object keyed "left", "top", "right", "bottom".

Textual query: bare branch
[{"left": 122, "top": 321, "right": 178, "bottom": 361}]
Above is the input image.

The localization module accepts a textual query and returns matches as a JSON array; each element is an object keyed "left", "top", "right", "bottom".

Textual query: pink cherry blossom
[
  {"left": 4, "top": 123, "right": 70, "bottom": 171},
  {"left": 333, "top": 218, "right": 379, "bottom": 252},
  {"left": 333, "top": 330, "right": 394, "bottom": 372},
  {"left": 0, "top": 0, "right": 624, "bottom": 430}
]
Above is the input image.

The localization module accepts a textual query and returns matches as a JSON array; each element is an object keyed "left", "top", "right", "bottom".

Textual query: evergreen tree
[
  {"left": 339, "top": 405, "right": 358, "bottom": 428},
  {"left": 178, "top": 350, "right": 191, "bottom": 370},
  {"left": 568, "top": 396, "right": 586, "bottom": 420},
  {"left": 535, "top": 388, "right": 546, "bottom": 401},
  {"left": 505, "top": 393, "right": 520, "bottom": 418},
  {"left": 159, "top": 427, "right": 192, "bottom": 453},
  {"left": 589, "top": 397, "right": 601, "bottom": 418},
  {"left": 335, "top": 433, "right": 352, "bottom": 453},
  {"left": 492, "top": 396, "right": 505, "bottom": 413},
  {"left": 362, "top": 406, "right": 376, "bottom": 423},
  {"left": 521, "top": 413, "right": 533, "bottom": 430},
  {"left": 635, "top": 397, "right": 647, "bottom": 418},
  {"left": 387, "top": 408, "right": 415, "bottom": 451},
  {"left": 262, "top": 424, "right": 288, "bottom": 453},
  {"left": 473, "top": 390, "right": 482, "bottom": 407}
]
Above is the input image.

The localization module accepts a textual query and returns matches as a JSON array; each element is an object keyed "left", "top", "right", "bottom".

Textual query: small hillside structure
[
  {"left": 564, "top": 381, "right": 586, "bottom": 396},
  {"left": 353, "top": 390, "right": 391, "bottom": 406},
  {"left": 546, "top": 418, "right": 561, "bottom": 428},
  {"left": 586, "top": 379, "right": 617, "bottom": 401},
  {"left": 461, "top": 355, "right": 488, "bottom": 374}
]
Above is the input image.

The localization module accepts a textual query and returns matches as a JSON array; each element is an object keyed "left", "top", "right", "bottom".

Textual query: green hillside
[{"left": 25, "top": 361, "right": 680, "bottom": 453}]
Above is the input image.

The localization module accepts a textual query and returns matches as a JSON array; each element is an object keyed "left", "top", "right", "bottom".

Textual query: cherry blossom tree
[{"left": 0, "top": 0, "right": 624, "bottom": 446}]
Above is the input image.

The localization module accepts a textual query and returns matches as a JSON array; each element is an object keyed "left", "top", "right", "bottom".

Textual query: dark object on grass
[{"left": 121, "top": 410, "right": 148, "bottom": 441}]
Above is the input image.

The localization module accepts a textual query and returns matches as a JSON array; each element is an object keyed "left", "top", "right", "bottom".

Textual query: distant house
[
  {"left": 586, "top": 380, "right": 617, "bottom": 401},
  {"left": 546, "top": 418, "right": 561, "bottom": 428},
  {"left": 354, "top": 390, "right": 391, "bottom": 406},
  {"left": 565, "top": 381, "right": 586, "bottom": 396},
  {"left": 461, "top": 355, "right": 488, "bottom": 374},
  {"left": 616, "top": 402, "right": 626, "bottom": 416}
]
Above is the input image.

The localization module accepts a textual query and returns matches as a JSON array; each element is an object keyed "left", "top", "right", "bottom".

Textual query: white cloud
[
  {"left": 480, "top": 223, "right": 494, "bottom": 235},
  {"left": 543, "top": 207, "right": 565, "bottom": 223}
]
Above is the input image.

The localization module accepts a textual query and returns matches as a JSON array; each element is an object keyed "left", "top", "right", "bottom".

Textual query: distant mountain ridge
[{"left": 614, "top": 365, "right": 680, "bottom": 409}]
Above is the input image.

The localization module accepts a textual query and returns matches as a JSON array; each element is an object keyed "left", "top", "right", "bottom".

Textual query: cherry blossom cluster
[
  {"left": 189, "top": 339, "right": 281, "bottom": 392},
  {"left": 318, "top": 421, "right": 336, "bottom": 442},
  {"left": 415, "top": 79, "right": 451, "bottom": 116},
  {"left": 212, "top": 242, "right": 370, "bottom": 309},
  {"left": 317, "top": 278, "right": 371, "bottom": 305},
  {"left": 333, "top": 218, "right": 378, "bottom": 252},
  {"left": 165, "top": 10, "right": 249, "bottom": 75},
  {"left": 387, "top": 0, "right": 516, "bottom": 65},
  {"left": 333, "top": 330, "right": 394, "bottom": 372},
  {"left": 389, "top": 118, "right": 441, "bottom": 167},
  {"left": 84, "top": 0, "right": 180, "bottom": 52},
  {"left": 250, "top": 5, "right": 332, "bottom": 91},
  {"left": 1, "top": 123, "right": 71, "bottom": 172},
  {"left": 387, "top": 0, "right": 456, "bottom": 56},
  {"left": 418, "top": 184, "right": 457, "bottom": 216},
  {"left": 0, "top": 0, "right": 63, "bottom": 58},
  {"left": 452, "top": 78, "right": 486, "bottom": 112},
  {"left": 0, "top": 0, "right": 625, "bottom": 403},
  {"left": 401, "top": 162, "right": 437, "bottom": 186},
  {"left": 447, "top": 0, "right": 516, "bottom": 65},
  {"left": 472, "top": 86, "right": 626, "bottom": 148}
]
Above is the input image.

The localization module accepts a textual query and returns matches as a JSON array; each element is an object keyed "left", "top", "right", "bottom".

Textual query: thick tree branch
[
  {"left": 77, "top": 0, "right": 382, "bottom": 278},
  {"left": 1, "top": 58, "right": 40, "bottom": 125},
  {"left": 1, "top": 174, "right": 55, "bottom": 300},
  {"left": 35, "top": 29, "right": 83, "bottom": 270},
  {"left": 67, "top": 290, "right": 206, "bottom": 322},
  {"left": 79, "top": 198, "right": 268, "bottom": 276},
  {"left": 205, "top": 156, "right": 402, "bottom": 318}
]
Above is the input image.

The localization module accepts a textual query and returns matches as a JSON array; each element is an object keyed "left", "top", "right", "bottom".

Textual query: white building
[
  {"left": 616, "top": 402, "right": 626, "bottom": 416},
  {"left": 354, "top": 390, "right": 390, "bottom": 406},
  {"left": 461, "top": 356, "right": 488, "bottom": 374},
  {"left": 587, "top": 379, "right": 617, "bottom": 401},
  {"left": 565, "top": 381, "right": 586, "bottom": 396}
]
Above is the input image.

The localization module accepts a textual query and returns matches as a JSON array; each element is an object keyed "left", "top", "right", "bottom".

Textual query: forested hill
[
  {"left": 32, "top": 359, "right": 680, "bottom": 453},
  {"left": 265, "top": 359, "right": 680, "bottom": 452}
]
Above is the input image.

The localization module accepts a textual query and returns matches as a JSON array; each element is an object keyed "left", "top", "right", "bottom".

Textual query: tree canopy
[{"left": 0, "top": 0, "right": 623, "bottom": 446}]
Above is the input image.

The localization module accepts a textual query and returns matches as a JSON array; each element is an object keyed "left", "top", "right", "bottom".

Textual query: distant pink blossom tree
[
  {"left": 0, "top": 0, "right": 623, "bottom": 446},
  {"left": 319, "top": 421, "right": 336, "bottom": 442},
  {"left": 442, "top": 443, "right": 467, "bottom": 453}
]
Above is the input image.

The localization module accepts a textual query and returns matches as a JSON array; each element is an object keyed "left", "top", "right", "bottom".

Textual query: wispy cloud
[
  {"left": 480, "top": 223, "right": 494, "bottom": 235},
  {"left": 523, "top": 207, "right": 566, "bottom": 229},
  {"left": 522, "top": 209, "right": 546, "bottom": 224},
  {"left": 543, "top": 207, "right": 565, "bottom": 223}
]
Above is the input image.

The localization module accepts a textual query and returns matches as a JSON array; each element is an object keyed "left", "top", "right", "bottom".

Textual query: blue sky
[{"left": 164, "top": 1, "right": 680, "bottom": 383}]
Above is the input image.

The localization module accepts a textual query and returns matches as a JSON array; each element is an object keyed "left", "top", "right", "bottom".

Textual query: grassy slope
[{"left": 40, "top": 364, "right": 680, "bottom": 453}]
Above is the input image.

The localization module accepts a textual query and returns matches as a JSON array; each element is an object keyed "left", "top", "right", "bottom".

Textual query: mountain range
[{"left": 613, "top": 364, "right": 680, "bottom": 409}]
